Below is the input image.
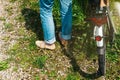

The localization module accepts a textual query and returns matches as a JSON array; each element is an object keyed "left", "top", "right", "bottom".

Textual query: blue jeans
[{"left": 40, "top": 0, "right": 72, "bottom": 44}]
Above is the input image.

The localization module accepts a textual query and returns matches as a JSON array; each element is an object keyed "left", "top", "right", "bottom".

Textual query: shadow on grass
[
  {"left": 21, "top": 8, "right": 43, "bottom": 40},
  {"left": 64, "top": 49, "right": 102, "bottom": 79},
  {"left": 21, "top": 7, "right": 102, "bottom": 79},
  {"left": 63, "top": 24, "right": 103, "bottom": 79},
  {"left": 21, "top": 8, "right": 60, "bottom": 40}
]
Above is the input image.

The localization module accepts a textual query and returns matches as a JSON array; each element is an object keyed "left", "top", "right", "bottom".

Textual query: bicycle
[{"left": 85, "top": 0, "right": 116, "bottom": 76}]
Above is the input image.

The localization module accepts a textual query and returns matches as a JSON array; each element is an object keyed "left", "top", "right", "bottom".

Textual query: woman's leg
[
  {"left": 36, "top": 0, "right": 55, "bottom": 49},
  {"left": 40, "top": 0, "right": 56, "bottom": 44},
  {"left": 60, "top": 0, "right": 72, "bottom": 40}
]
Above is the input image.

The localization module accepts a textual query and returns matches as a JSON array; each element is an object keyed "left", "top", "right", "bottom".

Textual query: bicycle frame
[
  {"left": 88, "top": 0, "right": 113, "bottom": 48},
  {"left": 85, "top": 0, "right": 115, "bottom": 76}
]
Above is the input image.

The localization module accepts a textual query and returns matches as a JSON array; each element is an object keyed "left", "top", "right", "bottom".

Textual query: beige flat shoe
[{"left": 35, "top": 41, "right": 55, "bottom": 50}]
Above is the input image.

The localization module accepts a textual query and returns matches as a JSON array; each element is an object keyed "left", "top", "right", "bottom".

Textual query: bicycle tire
[
  {"left": 106, "top": 7, "right": 115, "bottom": 45},
  {"left": 97, "top": 6, "right": 115, "bottom": 76},
  {"left": 97, "top": 46, "right": 106, "bottom": 76},
  {"left": 97, "top": 18, "right": 107, "bottom": 76}
]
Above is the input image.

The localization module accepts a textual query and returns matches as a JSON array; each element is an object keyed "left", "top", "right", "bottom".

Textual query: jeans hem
[
  {"left": 61, "top": 34, "right": 71, "bottom": 40},
  {"left": 45, "top": 37, "right": 56, "bottom": 44}
]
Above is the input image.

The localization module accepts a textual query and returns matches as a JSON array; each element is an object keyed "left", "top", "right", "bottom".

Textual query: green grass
[
  {"left": 33, "top": 55, "right": 48, "bottom": 69},
  {"left": 5, "top": 0, "right": 120, "bottom": 79},
  {"left": 3, "top": 22, "right": 14, "bottom": 31},
  {"left": 0, "top": 17, "right": 6, "bottom": 21},
  {"left": 2, "top": 36, "right": 10, "bottom": 42},
  {"left": 5, "top": 6, "right": 13, "bottom": 16},
  {"left": 106, "top": 33, "right": 120, "bottom": 62},
  {"left": 35, "top": 75, "right": 40, "bottom": 80},
  {"left": 65, "top": 73, "right": 81, "bottom": 80},
  {"left": 0, "top": 61, "right": 9, "bottom": 71},
  {"left": 7, "top": 33, "right": 38, "bottom": 67}
]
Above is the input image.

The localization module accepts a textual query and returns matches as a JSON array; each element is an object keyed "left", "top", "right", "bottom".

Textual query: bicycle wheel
[
  {"left": 94, "top": 25, "right": 106, "bottom": 76},
  {"left": 107, "top": 12, "right": 115, "bottom": 45},
  {"left": 96, "top": 18, "right": 108, "bottom": 76},
  {"left": 97, "top": 46, "right": 106, "bottom": 76},
  {"left": 97, "top": 15, "right": 109, "bottom": 76},
  {"left": 105, "top": 6, "right": 116, "bottom": 45}
]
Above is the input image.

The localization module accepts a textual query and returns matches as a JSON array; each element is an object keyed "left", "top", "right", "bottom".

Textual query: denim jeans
[{"left": 40, "top": 0, "right": 72, "bottom": 44}]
